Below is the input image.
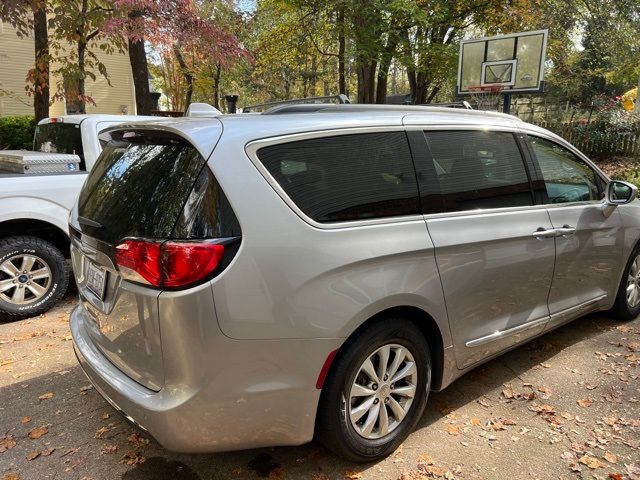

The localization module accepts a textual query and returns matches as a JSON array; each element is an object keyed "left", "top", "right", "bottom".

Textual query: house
[{"left": 0, "top": 21, "right": 136, "bottom": 117}]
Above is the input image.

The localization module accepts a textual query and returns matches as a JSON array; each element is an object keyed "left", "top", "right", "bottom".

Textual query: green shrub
[
  {"left": 613, "top": 168, "right": 640, "bottom": 186},
  {"left": 0, "top": 115, "right": 36, "bottom": 150}
]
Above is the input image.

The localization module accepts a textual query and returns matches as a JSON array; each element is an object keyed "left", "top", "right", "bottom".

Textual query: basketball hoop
[{"left": 469, "top": 85, "right": 504, "bottom": 111}]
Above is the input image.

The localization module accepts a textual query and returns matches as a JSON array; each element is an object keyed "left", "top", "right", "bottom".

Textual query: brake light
[{"left": 114, "top": 239, "right": 224, "bottom": 288}]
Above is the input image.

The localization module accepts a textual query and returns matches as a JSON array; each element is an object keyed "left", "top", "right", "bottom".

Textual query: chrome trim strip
[
  {"left": 465, "top": 294, "right": 608, "bottom": 348},
  {"left": 465, "top": 316, "right": 548, "bottom": 348},
  {"left": 548, "top": 294, "right": 607, "bottom": 323}
]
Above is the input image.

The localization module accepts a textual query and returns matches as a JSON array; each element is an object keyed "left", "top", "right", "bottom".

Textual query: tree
[
  {"left": 0, "top": 0, "right": 50, "bottom": 122},
  {"left": 108, "top": 0, "right": 248, "bottom": 113},
  {"left": 49, "top": 0, "right": 124, "bottom": 114}
]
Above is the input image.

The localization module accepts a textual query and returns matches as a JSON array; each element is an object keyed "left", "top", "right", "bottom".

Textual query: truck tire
[{"left": 0, "top": 236, "right": 69, "bottom": 321}]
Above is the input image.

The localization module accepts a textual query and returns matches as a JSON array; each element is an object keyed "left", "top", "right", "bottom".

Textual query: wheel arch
[
  {"left": 0, "top": 219, "right": 70, "bottom": 258},
  {"left": 325, "top": 305, "right": 446, "bottom": 393}
]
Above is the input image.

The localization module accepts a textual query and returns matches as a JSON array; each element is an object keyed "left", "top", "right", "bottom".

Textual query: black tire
[
  {"left": 611, "top": 243, "right": 640, "bottom": 321},
  {"left": 0, "top": 236, "right": 69, "bottom": 322},
  {"left": 316, "top": 318, "right": 431, "bottom": 462}
]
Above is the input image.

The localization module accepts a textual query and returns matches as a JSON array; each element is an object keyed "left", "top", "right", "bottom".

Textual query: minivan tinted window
[
  {"left": 256, "top": 132, "right": 420, "bottom": 223},
  {"left": 78, "top": 131, "right": 205, "bottom": 244},
  {"left": 424, "top": 131, "right": 532, "bottom": 212}
]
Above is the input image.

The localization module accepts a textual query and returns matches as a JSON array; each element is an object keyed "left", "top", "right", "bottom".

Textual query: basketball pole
[{"left": 503, "top": 93, "right": 512, "bottom": 114}]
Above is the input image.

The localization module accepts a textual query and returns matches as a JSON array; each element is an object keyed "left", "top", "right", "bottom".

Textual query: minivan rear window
[
  {"left": 77, "top": 131, "right": 205, "bottom": 244},
  {"left": 256, "top": 132, "right": 420, "bottom": 223}
]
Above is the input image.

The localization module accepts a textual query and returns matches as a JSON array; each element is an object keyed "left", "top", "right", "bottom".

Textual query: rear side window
[
  {"left": 256, "top": 132, "right": 420, "bottom": 223},
  {"left": 424, "top": 131, "right": 532, "bottom": 212},
  {"left": 78, "top": 131, "right": 205, "bottom": 244}
]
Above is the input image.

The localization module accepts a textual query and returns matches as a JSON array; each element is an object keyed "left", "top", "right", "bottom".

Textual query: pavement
[{"left": 1, "top": 288, "right": 639, "bottom": 480}]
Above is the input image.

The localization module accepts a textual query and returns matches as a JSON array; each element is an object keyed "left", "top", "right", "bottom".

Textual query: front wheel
[
  {"left": 611, "top": 245, "right": 640, "bottom": 321},
  {"left": 0, "top": 236, "right": 69, "bottom": 321},
  {"left": 316, "top": 319, "right": 431, "bottom": 462}
]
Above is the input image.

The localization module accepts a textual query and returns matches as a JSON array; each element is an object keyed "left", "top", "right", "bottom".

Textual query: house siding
[{"left": 0, "top": 21, "right": 136, "bottom": 117}]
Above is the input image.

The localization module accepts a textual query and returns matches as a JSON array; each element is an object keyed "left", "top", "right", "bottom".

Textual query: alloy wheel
[
  {"left": 348, "top": 344, "right": 418, "bottom": 439},
  {"left": 0, "top": 255, "right": 52, "bottom": 305}
]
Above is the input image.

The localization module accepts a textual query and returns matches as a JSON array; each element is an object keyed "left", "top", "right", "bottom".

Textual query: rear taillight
[{"left": 114, "top": 239, "right": 224, "bottom": 288}]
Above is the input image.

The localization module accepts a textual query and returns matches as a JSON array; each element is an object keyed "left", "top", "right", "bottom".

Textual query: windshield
[{"left": 34, "top": 123, "right": 84, "bottom": 168}]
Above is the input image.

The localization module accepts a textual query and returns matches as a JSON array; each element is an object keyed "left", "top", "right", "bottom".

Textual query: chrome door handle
[
  {"left": 532, "top": 227, "right": 557, "bottom": 239},
  {"left": 555, "top": 225, "right": 576, "bottom": 237}
]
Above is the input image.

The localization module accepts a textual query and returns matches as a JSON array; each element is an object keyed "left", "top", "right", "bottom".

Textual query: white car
[{"left": 0, "top": 114, "right": 156, "bottom": 319}]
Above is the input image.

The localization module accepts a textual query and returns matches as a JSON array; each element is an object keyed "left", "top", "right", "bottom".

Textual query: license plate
[{"left": 86, "top": 262, "right": 106, "bottom": 300}]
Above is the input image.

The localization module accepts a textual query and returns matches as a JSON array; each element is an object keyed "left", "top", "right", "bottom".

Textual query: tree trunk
[
  {"left": 375, "top": 34, "right": 399, "bottom": 104},
  {"left": 75, "top": 40, "right": 87, "bottom": 114},
  {"left": 32, "top": 0, "right": 49, "bottom": 122},
  {"left": 337, "top": 6, "right": 346, "bottom": 96},
  {"left": 173, "top": 45, "right": 193, "bottom": 110},
  {"left": 128, "top": 33, "right": 152, "bottom": 114},
  {"left": 212, "top": 63, "right": 221, "bottom": 109}
]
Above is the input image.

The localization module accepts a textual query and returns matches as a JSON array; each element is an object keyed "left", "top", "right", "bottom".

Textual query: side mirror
[{"left": 605, "top": 180, "right": 638, "bottom": 205}]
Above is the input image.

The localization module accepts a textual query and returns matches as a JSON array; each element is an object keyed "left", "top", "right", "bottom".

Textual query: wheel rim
[
  {"left": 627, "top": 254, "right": 640, "bottom": 308},
  {"left": 348, "top": 343, "right": 418, "bottom": 440},
  {"left": 0, "top": 254, "right": 52, "bottom": 305}
]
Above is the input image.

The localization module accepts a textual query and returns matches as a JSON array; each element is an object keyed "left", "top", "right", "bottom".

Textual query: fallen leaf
[
  {"left": 604, "top": 452, "right": 618, "bottom": 463},
  {"left": 446, "top": 425, "right": 460, "bottom": 436},
  {"left": 3, "top": 474, "right": 20, "bottom": 480},
  {"left": 94, "top": 426, "right": 110, "bottom": 439},
  {"left": 343, "top": 471, "right": 362, "bottom": 480},
  {"left": 121, "top": 450, "right": 145, "bottom": 466},
  {"left": 41, "top": 447, "right": 54, "bottom": 456},
  {"left": 26, "top": 451, "right": 40, "bottom": 461},
  {"left": 608, "top": 474, "right": 623, "bottom": 480},
  {"left": 0, "top": 434, "right": 17, "bottom": 452},
  {"left": 21, "top": 416, "right": 30, "bottom": 425},
  {"left": 470, "top": 418, "right": 482, "bottom": 426},
  {"left": 101, "top": 445, "right": 118, "bottom": 455},
  {"left": 418, "top": 454, "right": 435, "bottom": 465},
  {"left": 38, "top": 393, "right": 54, "bottom": 401},
  {"left": 420, "top": 465, "right": 445, "bottom": 477},
  {"left": 100, "top": 412, "right": 110, "bottom": 420},
  {"left": 579, "top": 455, "right": 604, "bottom": 469},
  {"left": 538, "top": 386, "right": 552, "bottom": 399},
  {"left": 577, "top": 399, "right": 593, "bottom": 408},
  {"left": 27, "top": 427, "right": 48, "bottom": 439}
]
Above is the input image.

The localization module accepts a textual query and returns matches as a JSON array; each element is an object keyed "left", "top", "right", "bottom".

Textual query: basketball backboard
[{"left": 457, "top": 30, "right": 548, "bottom": 95}]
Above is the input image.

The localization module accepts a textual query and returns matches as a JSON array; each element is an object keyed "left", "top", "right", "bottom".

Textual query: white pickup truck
[{"left": 0, "top": 114, "right": 155, "bottom": 320}]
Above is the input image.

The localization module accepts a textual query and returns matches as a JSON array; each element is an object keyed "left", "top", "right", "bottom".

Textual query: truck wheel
[{"left": 0, "top": 236, "right": 69, "bottom": 321}]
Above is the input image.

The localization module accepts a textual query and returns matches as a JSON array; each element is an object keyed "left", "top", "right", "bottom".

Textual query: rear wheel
[
  {"left": 611, "top": 245, "right": 640, "bottom": 321},
  {"left": 316, "top": 319, "right": 431, "bottom": 462},
  {"left": 0, "top": 236, "right": 69, "bottom": 321}
]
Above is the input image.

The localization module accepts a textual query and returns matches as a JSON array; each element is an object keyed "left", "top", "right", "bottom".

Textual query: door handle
[
  {"left": 555, "top": 225, "right": 576, "bottom": 237},
  {"left": 532, "top": 227, "right": 557, "bottom": 239}
]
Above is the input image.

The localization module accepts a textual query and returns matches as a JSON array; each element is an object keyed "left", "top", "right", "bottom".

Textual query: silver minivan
[{"left": 69, "top": 105, "right": 639, "bottom": 462}]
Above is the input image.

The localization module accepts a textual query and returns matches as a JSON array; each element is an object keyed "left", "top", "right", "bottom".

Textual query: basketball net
[{"left": 469, "top": 85, "right": 504, "bottom": 111}]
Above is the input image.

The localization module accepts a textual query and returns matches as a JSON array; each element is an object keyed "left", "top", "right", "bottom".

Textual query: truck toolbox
[{"left": 0, "top": 150, "right": 81, "bottom": 174}]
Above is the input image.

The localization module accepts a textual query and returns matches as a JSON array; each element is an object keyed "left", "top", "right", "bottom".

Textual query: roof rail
[{"left": 243, "top": 94, "right": 350, "bottom": 113}]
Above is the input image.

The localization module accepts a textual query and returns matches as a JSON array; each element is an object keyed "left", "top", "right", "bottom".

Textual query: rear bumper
[{"left": 70, "top": 303, "right": 342, "bottom": 453}]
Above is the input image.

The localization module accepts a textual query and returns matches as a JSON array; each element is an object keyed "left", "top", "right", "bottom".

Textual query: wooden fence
[{"left": 528, "top": 120, "right": 640, "bottom": 158}]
